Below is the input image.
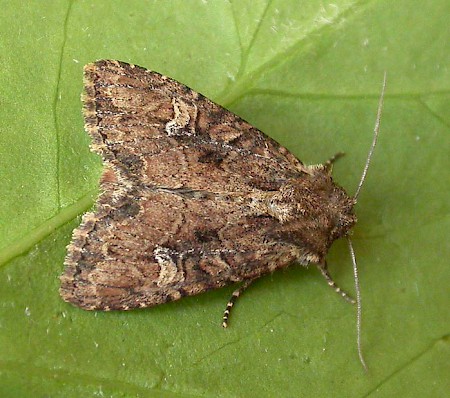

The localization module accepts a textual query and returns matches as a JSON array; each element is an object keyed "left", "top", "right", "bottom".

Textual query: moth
[{"left": 60, "top": 60, "right": 385, "bottom": 369}]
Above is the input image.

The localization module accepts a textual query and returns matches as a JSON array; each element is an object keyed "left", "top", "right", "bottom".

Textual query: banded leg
[
  {"left": 222, "top": 278, "right": 255, "bottom": 328},
  {"left": 324, "top": 152, "right": 345, "bottom": 171},
  {"left": 318, "top": 262, "right": 355, "bottom": 304}
]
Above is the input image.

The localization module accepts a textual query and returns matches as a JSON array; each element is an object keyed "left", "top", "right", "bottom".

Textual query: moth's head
[
  {"left": 306, "top": 165, "right": 357, "bottom": 242},
  {"left": 267, "top": 167, "right": 357, "bottom": 260},
  {"left": 292, "top": 165, "right": 357, "bottom": 242}
]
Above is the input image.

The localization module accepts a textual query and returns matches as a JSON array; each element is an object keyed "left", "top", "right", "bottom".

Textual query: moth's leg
[
  {"left": 222, "top": 278, "right": 256, "bottom": 328},
  {"left": 318, "top": 262, "right": 355, "bottom": 304},
  {"left": 324, "top": 152, "right": 345, "bottom": 171}
]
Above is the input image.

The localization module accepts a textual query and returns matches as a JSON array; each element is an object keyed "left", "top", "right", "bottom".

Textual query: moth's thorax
[{"left": 263, "top": 165, "right": 357, "bottom": 262}]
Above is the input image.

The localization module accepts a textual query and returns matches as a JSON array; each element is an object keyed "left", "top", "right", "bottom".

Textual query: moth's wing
[
  {"left": 60, "top": 182, "right": 301, "bottom": 310},
  {"left": 60, "top": 60, "right": 304, "bottom": 310},
  {"left": 82, "top": 60, "right": 306, "bottom": 191}
]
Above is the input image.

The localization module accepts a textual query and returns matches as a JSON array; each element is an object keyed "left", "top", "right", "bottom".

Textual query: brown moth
[{"left": 60, "top": 60, "right": 385, "bottom": 369}]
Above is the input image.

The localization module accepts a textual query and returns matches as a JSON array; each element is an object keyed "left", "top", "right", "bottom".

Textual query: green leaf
[{"left": 1, "top": 0, "right": 448, "bottom": 396}]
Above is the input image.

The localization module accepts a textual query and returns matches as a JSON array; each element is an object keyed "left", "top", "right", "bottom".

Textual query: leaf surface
[{"left": 0, "top": 1, "right": 449, "bottom": 396}]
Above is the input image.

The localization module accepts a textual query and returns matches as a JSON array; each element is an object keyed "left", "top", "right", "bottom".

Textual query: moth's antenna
[
  {"left": 349, "top": 74, "right": 386, "bottom": 369},
  {"left": 347, "top": 236, "right": 368, "bottom": 371},
  {"left": 354, "top": 72, "right": 387, "bottom": 200}
]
